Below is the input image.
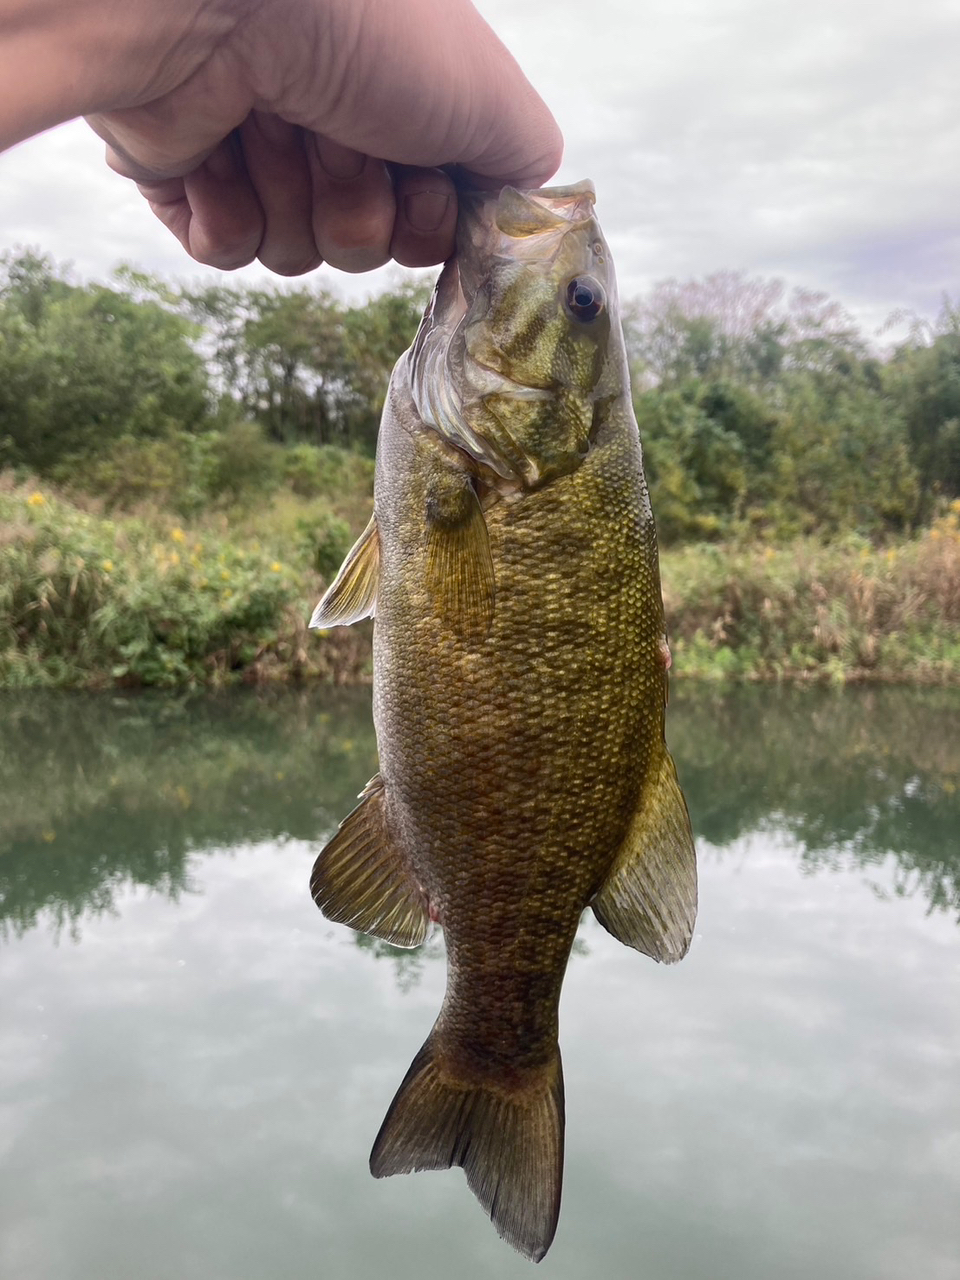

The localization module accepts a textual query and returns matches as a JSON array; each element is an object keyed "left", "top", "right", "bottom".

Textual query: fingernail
[
  {"left": 404, "top": 191, "right": 451, "bottom": 233},
  {"left": 314, "top": 137, "right": 366, "bottom": 180}
]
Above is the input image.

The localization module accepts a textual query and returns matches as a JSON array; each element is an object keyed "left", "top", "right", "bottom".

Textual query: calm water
[{"left": 1, "top": 685, "right": 958, "bottom": 1280}]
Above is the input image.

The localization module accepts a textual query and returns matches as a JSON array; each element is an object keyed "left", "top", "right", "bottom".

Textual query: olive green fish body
[
  {"left": 310, "top": 182, "right": 696, "bottom": 1262},
  {"left": 374, "top": 383, "right": 664, "bottom": 1064}
]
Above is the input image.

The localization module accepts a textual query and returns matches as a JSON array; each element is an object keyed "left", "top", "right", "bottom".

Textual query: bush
[
  {"left": 661, "top": 510, "right": 960, "bottom": 683},
  {"left": 54, "top": 422, "right": 286, "bottom": 517},
  {"left": 0, "top": 481, "right": 301, "bottom": 687},
  {"left": 55, "top": 432, "right": 220, "bottom": 518},
  {"left": 282, "top": 443, "right": 375, "bottom": 500},
  {"left": 295, "top": 508, "right": 353, "bottom": 578},
  {"left": 208, "top": 420, "right": 282, "bottom": 502}
]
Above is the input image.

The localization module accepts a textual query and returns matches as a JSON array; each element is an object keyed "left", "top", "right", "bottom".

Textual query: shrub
[{"left": 0, "top": 482, "right": 299, "bottom": 686}]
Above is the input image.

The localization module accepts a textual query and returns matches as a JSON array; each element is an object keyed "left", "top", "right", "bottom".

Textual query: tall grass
[{"left": 661, "top": 503, "right": 960, "bottom": 683}]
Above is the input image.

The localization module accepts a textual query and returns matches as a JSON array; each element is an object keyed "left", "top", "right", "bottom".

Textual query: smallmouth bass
[{"left": 309, "top": 180, "right": 696, "bottom": 1261}]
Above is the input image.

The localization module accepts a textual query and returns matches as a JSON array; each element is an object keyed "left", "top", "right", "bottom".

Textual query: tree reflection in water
[{"left": 1, "top": 685, "right": 957, "bottom": 944}]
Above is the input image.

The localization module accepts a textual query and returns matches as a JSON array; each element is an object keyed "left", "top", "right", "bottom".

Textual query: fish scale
[{"left": 309, "top": 181, "right": 696, "bottom": 1261}]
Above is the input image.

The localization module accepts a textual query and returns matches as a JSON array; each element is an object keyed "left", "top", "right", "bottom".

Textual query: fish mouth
[{"left": 405, "top": 182, "right": 598, "bottom": 483}]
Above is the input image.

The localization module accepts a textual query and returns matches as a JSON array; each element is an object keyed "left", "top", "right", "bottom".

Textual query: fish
[{"left": 308, "top": 180, "right": 697, "bottom": 1262}]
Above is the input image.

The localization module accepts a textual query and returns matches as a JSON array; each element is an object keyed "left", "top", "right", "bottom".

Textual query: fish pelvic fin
[
  {"left": 310, "top": 774, "right": 428, "bottom": 948},
  {"left": 592, "top": 747, "right": 697, "bottom": 963},
  {"left": 424, "top": 479, "right": 495, "bottom": 644},
  {"left": 309, "top": 514, "right": 379, "bottom": 629},
  {"left": 370, "top": 1029, "right": 564, "bottom": 1263}
]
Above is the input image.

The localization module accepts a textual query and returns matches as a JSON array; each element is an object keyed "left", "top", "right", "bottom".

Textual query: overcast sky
[{"left": 2, "top": 0, "right": 958, "bottom": 345}]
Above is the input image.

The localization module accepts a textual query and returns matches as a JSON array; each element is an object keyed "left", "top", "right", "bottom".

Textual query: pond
[{"left": 1, "top": 685, "right": 958, "bottom": 1280}]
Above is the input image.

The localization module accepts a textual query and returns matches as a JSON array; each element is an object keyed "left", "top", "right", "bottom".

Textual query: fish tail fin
[{"left": 369, "top": 1029, "right": 564, "bottom": 1262}]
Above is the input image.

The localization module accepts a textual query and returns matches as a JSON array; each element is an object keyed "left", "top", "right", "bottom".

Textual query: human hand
[{"left": 0, "top": 0, "right": 561, "bottom": 276}]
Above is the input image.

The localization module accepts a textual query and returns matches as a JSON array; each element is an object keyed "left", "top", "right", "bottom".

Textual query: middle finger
[{"left": 308, "top": 136, "right": 396, "bottom": 273}]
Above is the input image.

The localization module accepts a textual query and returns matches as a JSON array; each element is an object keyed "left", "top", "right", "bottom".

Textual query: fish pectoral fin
[
  {"left": 592, "top": 747, "right": 697, "bottom": 964},
  {"left": 370, "top": 1028, "right": 564, "bottom": 1263},
  {"left": 310, "top": 774, "right": 428, "bottom": 948},
  {"left": 424, "top": 480, "right": 495, "bottom": 643},
  {"left": 309, "top": 514, "right": 379, "bottom": 629}
]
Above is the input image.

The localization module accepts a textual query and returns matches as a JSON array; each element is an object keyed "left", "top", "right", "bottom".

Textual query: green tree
[
  {"left": 177, "top": 277, "right": 430, "bottom": 452},
  {"left": 635, "top": 387, "right": 749, "bottom": 541},
  {"left": 771, "top": 371, "right": 919, "bottom": 535},
  {"left": 239, "top": 287, "right": 348, "bottom": 444},
  {"left": 0, "top": 251, "right": 211, "bottom": 472},
  {"left": 338, "top": 278, "right": 433, "bottom": 452},
  {"left": 626, "top": 270, "right": 920, "bottom": 539},
  {"left": 883, "top": 299, "right": 960, "bottom": 514}
]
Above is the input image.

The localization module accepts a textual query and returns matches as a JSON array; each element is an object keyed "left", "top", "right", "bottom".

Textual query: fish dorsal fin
[
  {"left": 424, "top": 481, "right": 495, "bottom": 644},
  {"left": 311, "top": 774, "right": 429, "bottom": 948},
  {"left": 592, "top": 748, "right": 697, "bottom": 963},
  {"left": 309, "top": 514, "right": 379, "bottom": 629}
]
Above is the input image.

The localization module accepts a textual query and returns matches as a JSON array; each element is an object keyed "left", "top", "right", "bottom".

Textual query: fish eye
[{"left": 564, "top": 276, "right": 606, "bottom": 322}]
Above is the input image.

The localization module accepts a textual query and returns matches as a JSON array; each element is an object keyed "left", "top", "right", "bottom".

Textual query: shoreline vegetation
[
  {"left": 1, "top": 250, "right": 959, "bottom": 690},
  {"left": 2, "top": 477, "right": 958, "bottom": 689}
]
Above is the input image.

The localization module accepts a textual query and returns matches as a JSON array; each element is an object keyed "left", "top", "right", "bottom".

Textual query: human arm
[{"left": 0, "top": 0, "right": 562, "bottom": 274}]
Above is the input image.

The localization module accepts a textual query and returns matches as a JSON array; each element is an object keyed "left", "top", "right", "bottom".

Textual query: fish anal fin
[
  {"left": 310, "top": 774, "right": 428, "bottom": 948},
  {"left": 370, "top": 1029, "right": 564, "bottom": 1263},
  {"left": 592, "top": 748, "right": 697, "bottom": 964},
  {"left": 309, "top": 514, "right": 379, "bottom": 629},
  {"left": 424, "top": 482, "right": 495, "bottom": 643}
]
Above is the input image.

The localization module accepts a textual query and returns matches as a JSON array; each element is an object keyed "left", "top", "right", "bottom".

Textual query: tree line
[{"left": 2, "top": 249, "right": 958, "bottom": 542}]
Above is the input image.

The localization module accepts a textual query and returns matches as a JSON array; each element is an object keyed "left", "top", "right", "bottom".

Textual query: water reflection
[
  {"left": 0, "top": 688, "right": 375, "bottom": 939},
  {"left": 669, "top": 686, "right": 960, "bottom": 920},
  {"left": 1, "top": 685, "right": 957, "bottom": 940},
  {"left": 2, "top": 686, "right": 958, "bottom": 1280}
]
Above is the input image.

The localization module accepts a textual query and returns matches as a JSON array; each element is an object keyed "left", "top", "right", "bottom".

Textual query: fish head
[{"left": 406, "top": 181, "right": 621, "bottom": 491}]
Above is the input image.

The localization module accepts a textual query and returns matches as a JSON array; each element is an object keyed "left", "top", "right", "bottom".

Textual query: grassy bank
[
  {"left": 663, "top": 510, "right": 960, "bottom": 683},
  {"left": 0, "top": 470, "right": 373, "bottom": 688},
  {"left": 1, "top": 474, "right": 958, "bottom": 688}
]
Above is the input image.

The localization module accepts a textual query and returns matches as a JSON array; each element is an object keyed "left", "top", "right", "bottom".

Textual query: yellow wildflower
[
  {"left": 102, "top": 559, "right": 114, "bottom": 572},
  {"left": 27, "top": 491, "right": 45, "bottom": 507},
  {"left": 169, "top": 551, "right": 180, "bottom": 567},
  {"left": 220, "top": 569, "right": 230, "bottom": 580},
  {"left": 171, "top": 527, "right": 186, "bottom": 543},
  {"left": 270, "top": 561, "right": 283, "bottom": 572}
]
